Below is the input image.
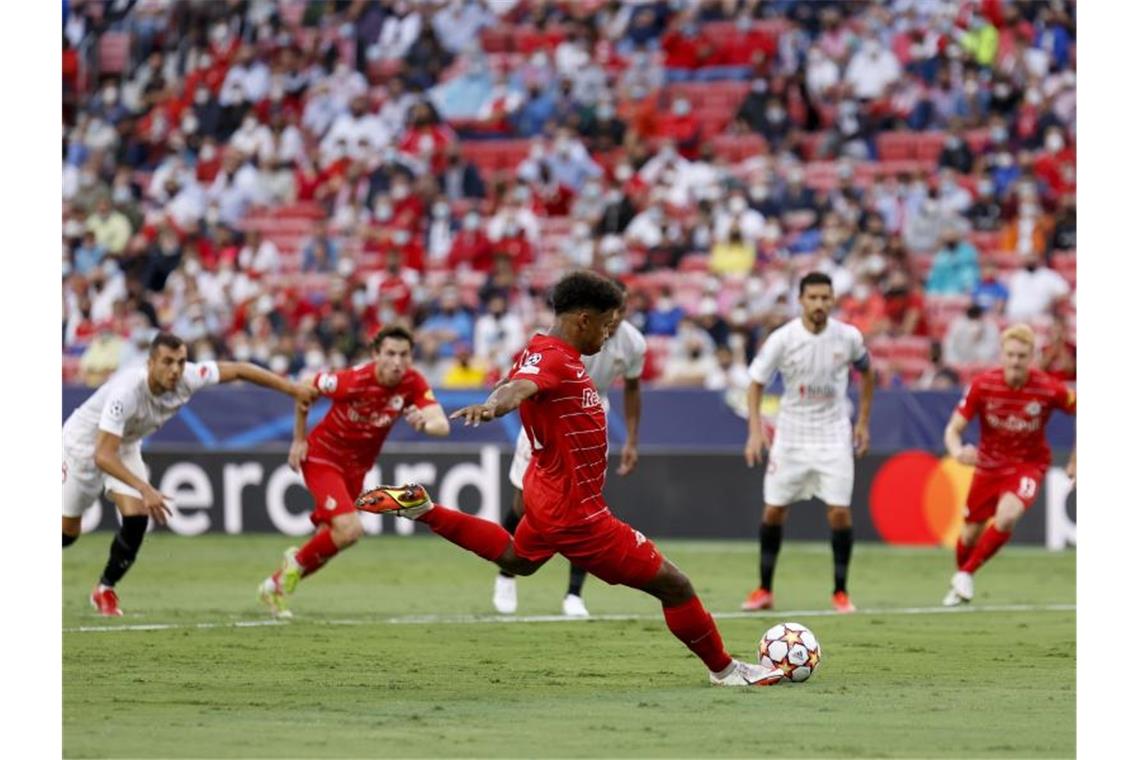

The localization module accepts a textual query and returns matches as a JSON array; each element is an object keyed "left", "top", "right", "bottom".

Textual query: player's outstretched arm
[
  {"left": 744, "top": 380, "right": 769, "bottom": 468},
  {"left": 288, "top": 400, "right": 309, "bottom": 473},
  {"left": 94, "top": 431, "right": 172, "bottom": 525},
  {"left": 944, "top": 411, "right": 977, "bottom": 466},
  {"left": 450, "top": 379, "right": 539, "bottom": 426},
  {"left": 216, "top": 361, "right": 319, "bottom": 409},
  {"left": 404, "top": 403, "right": 451, "bottom": 436}
]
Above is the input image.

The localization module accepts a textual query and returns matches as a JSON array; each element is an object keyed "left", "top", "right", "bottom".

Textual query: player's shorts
[
  {"left": 763, "top": 444, "right": 854, "bottom": 508},
  {"left": 508, "top": 428, "right": 532, "bottom": 490},
  {"left": 965, "top": 464, "right": 1047, "bottom": 523},
  {"left": 513, "top": 511, "right": 664, "bottom": 588},
  {"left": 62, "top": 444, "right": 146, "bottom": 518},
  {"left": 302, "top": 459, "right": 366, "bottom": 527}
]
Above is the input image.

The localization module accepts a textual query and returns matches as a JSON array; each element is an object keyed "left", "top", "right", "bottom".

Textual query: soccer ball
[{"left": 758, "top": 622, "right": 822, "bottom": 683}]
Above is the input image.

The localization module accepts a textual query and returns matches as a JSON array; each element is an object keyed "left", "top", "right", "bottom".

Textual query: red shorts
[
  {"left": 301, "top": 460, "right": 366, "bottom": 527},
  {"left": 512, "top": 512, "right": 665, "bottom": 588},
  {"left": 965, "top": 464, "right": 1047, "bottom": 524}
]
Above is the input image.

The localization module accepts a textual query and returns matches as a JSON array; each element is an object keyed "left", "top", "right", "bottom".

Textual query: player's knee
[
  {"left": 762, "top": 505, "right": 787, "bottom": 525},
  {"left": 332, "top": 517, "right": 364, "bottom": 547},
  {"left": 827, "top": 508, "right": 852, "bottom": 529},
  {"left": 646, "top": 562, "right": 695, "bottom": 606}
]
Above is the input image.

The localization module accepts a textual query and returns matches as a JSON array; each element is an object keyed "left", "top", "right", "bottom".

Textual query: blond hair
[{"left": 1001, "top": 323, "right": 1036, "bottom": 350}]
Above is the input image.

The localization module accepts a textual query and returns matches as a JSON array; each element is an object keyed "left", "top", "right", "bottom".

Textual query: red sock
[
  {"left": 294, "top": 528, "right": 341, "bottom": 578},
  {"left": 961, "top": 526, "right": 1012, "bottom": 574},
  {"left": 420, "top": 505, "right": 512, "bottom": 562},
  {"left": 955, "top": 539, "right": 971, "bottom": 570},
  {"left": 662, "top": 596, "right": 733, "bottom": 674}
]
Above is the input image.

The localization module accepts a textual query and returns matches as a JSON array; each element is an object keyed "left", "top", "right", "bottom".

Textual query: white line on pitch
[{"left": 63, "top": 603, "right": 1075, "bottom": 634}]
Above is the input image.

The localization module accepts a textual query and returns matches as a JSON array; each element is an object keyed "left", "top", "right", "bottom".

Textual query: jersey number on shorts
[{"left": 1017, "top": 477, "right": 1037, "bottom": 500}]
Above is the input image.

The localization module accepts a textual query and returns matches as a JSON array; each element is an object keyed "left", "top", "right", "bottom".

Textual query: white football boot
[
  {"left": 493, "top": 575, "right": 517, "bottom": 614},
  {"left": 561, "top": 593, "right": 589, "bottom": 618},
  {"left": 942, "top": 571, "right": 974, "bottom": 606},
  {"left": 709, "top": 660, "right": 784, "bottom": 687}
]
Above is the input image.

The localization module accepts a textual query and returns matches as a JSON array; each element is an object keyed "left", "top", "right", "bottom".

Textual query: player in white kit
[
  {"left": 62, "top": 332, "right": 318, "bottom": 616},
  {"left": 492, "top": 309, "right": 647, "bottom": 617},
  {"left": 740, "top": 272, "right": 875, "bottom": 614}
]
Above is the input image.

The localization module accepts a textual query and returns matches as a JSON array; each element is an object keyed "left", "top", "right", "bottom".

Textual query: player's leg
[
  {"left": 955, "top": 520, "right": 986, "bottom": 568},
  {"left": 742, "top": 504, "right": 786, "bottom": 611},
  {"left": 818, "top": 447, "right": 857, "bottom": 612},
  {"left": 62, "top": 516, "right": 82, "bottom": 546},
  {"left": 825, "top": 505, "right": 856, "bottom": 613},
  {"left": 562, "top": 564, "right": 589, "bottom": 617},
  {"left": 493, "top": 487, "right": 525, "bottom": 613},
  {"left": 743, "top": 444, "right": 804, "bottom": 610},
  {"left": 961, "top": 492, "right": 1026, "bottom": 575},
  {"left": 90, "top": 449, "right": 151, "bottom": 615},
  {"left": 62, "top": 452, "right": 98, "bottom": 547}
]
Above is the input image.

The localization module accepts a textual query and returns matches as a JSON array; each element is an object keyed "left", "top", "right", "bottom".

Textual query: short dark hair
[
  {"left": 799, "top": 272, "right": 833, "bottom": 296},
  {"left": 370, "top": 325, "right": 415, "bottom": 352},
  {"left": 149, "top": 332, "right": 185, "bottom": 356},
  {"left": 550, "top": 270, "right": 624, "bottom": 315}
]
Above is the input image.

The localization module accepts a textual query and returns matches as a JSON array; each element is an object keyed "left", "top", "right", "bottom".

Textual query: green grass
[{"left": 64, "top": 535, "right": 1074, "bottom": 758}]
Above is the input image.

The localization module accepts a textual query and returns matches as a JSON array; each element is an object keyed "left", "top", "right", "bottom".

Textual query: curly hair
[{"left": 550, "top": 270, "right": 624, "bottom": 315}]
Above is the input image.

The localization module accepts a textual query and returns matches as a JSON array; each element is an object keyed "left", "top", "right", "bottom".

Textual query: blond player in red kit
[{"left": 942, "top": 324, "right": 1076, "bottom": 606}]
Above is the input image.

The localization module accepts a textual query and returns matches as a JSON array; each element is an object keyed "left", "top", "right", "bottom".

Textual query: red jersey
[
  {"left": 957, "top": 368, "right": 1076, "bottom": 471},
  {"left": 509, "top": 334, "right": 609, "bottom": 530},
  {"left": 306, "top": 363, "right": 437, "bottom": 473}
]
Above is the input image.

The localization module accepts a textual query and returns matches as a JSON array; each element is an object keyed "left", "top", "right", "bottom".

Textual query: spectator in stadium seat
[
  {"left": 654, "top": 97, "right": 702, "bottom": 158},
  {"left": 804, "top": 45, "right": 841, "bottom": 101},
  {"left": 937, "top": 123, "right": 975, "bottom": 174},
  {"left": 777, "top": 165, "right": 821, "bottom": 229},
  {"left": 693, "top": 296, "right": 730, "bottom": 347},
  {"left": 375, "top": 1, "right": 423, "bottom": 61},
  {"left": 436, "top": 144, "right": 486, "bottom": 201},
  {"left": 595, "top": 182, "right": 637, "bottom": 236},
  {"left": 1049, "top": 193, "right": 1076, "bottom": 253},
  {"left": 440, "top": 341, "right": 490, "bottom": 389},
  {"left": 844, "top": 39, "right": 902, "bottom": 100},
  {"left": 1038, "top": 318, "right": 1076, "bottom": 382},
  {"left": 301, "top": 225, "right": 340, "bottom": 274},
  {"left": 965, "top": 177, "right": 1003, "bottom": 232},
  {"left": 618, "top": 4, "right": 670, "bottom": 53},
  {"left": 882, "top": 269, "right": 928, "bottom": 337},
  {"left": 660, "top": 321, "right": 718, "bottom": 387},
  {"left": 644, "top": 287, "right": 685, "bottom": 336},
  {"left": 447, "top": 211, "right": 494, "bottom": 272},
  {"left": 715, "top": 189, "right": 766, "bottom": 245},
  {"left": 431, "top": 0, "right": 495, "bottom": 55},
  {"left": 473, "top": 291, "right": 525, "bottom": 377},
  {"left": 85, "top": 196, "right": 133, "bottom": 256},
  {"left": 971, "top": 262, "right": 1010, "bottom": 315},
  {"left": 513, "top": 81, "right": 558, "bottom": 138},
  {"left": 238, "top": 228, "right": 281, "bottom": 277},
  {"left": 1033, "top": 126, "right": 1076, "bottom": 200},
  {"left": 404, "top": 24, "right": 455, "bottom": 90},
  {"left": 903, "top": 196, "right": 947, "bottom": 254},
  {"left": 73, "top": 231, "right": 107, "bottom": 278},
  {"left": 419, "top": 286, "right": 475, "bottom": 360},
  {"left": 580, "top": 99, "right": 627, "bottom": 152},
  {"left": 705, "top": 344, "right": 751, "bottom": 394},
  {"left": 925, "top": 229, "right": 980, "bottom": 296},
  {"left": 142, "top": 225, "right": 184, "bottom": 292},
  {"left": 942, "top": 303, "right": 1001, "bottom": 368},
  {"left": 543, "top": 127, "right": 603, "bottom": 191},
  {"left": 1005, "top": 252, "right": 1070, "bottom": 322},
  {"left": 999, "top": 194, "right": 1053, "bottom": 259}
]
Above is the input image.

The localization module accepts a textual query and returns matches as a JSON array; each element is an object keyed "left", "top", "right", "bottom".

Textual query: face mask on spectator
[
  {"left": 657, "top": 297, "right": 674, "bottom": 311},
  {"left": 597, "top": 104, "right": 615, "bottom": 120},
  {"left": 765, "top": 105, "right": 786, "bottom": 122},
  {"left": 978, "top": 180, "right": 994, "bottom": 197},
  {"left": 463, "top": 213, "right": 480, "bottom": 230},
  {"left": 615, "top": 164, "right": 633, "bottom": 182},
  {"left": 113, "top": 185, "right": 132, "bottom": 204},
  {"left": 432, "top": 201, "right": 450, "bottom": 218},
  {"left": 393, "top": 230, "right": 411, "bottom": 245},
  {"left": 391, "top": 184, "right": 409, "bottom": 200},
  {"left": 102, "top": 86, "right": 118, "bottom": 106},
  {"left": 995, "top": 152, "right": 1013, "bottom": 168},
  {"left": 729, "top": 196, "right": 747, "bottom": 214},
  {"left": 672, "top": 99, "right": 691, "bottom": 117},
  {"left": 233, "top": 343, "right": 252, "bottom": 361},
  {"left": 1045, "top": 132, "right": 1065, "bottom": 152}
]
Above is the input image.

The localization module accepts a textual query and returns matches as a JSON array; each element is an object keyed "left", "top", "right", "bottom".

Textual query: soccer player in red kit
[
  {"left": 258, "top": 325, "right": 450, "bottom": 617},
  {"left": 941, "top": 324, "right": 1076, "bottom": 606},
  {"left": 358, "top": 271, "right": 783, "bottom": 686}
]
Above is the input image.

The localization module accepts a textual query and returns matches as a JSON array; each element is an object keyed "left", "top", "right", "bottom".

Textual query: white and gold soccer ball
[{"left": 758, "top": 622, "right": 822, "bottom": 683}]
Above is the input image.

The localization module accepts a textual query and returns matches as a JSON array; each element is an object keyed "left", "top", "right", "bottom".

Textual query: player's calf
[{"left": 98, "top": 515, "right": 148, "bottom": 588}]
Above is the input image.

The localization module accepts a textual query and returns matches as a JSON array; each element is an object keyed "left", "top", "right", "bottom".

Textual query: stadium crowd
[{"left": 62, "top": 0, "right": 1076, "bottom": 391}]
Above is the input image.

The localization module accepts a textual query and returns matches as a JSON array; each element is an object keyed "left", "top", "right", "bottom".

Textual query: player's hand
[
  {"left": 1065, "top": 458, "right": 1076, "bottom": 483},
  {"left": 403, "top": 405, "right": 427, "bottom": 432},
  {"left": 449, "top": 403, "right": 495, "bottom": 427},
  {"left": 617, "top": 441, "right": 639, "bottom": 476},
  {"left": 744, "top": 429, "right": 770, "bottom": 468},
  {"left": 141, "top": 484, "right": 174, "bottom": 526},
  {"left": 292, "top": 383, "right": 319, "bottom": 411},
  {"left": 288, "top": 439, "right": 308, "bottom": 473},
  {"left": 853, "top": 420, "right": 870, "bottom": 458},
  {"left": 955, "top": 445, "right": 978, "bottom": 466}
]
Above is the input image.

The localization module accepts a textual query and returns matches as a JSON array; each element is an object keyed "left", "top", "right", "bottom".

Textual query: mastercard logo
[{"left": 869, "top": 451, "right": 974, "bottom": 547}]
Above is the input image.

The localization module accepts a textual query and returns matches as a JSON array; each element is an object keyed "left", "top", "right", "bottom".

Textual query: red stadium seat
[
  {"left": 876, "top": 132, "right": 916, "bottom": 162},
  {"left": 914, "top": 132, "right": 946, "bottom": 162},
  {"left": 711, "top": 134, "right": 767, "bottom": 162},
  {"left": 98, "top": 32, "right": 130, "bottom": 75}
]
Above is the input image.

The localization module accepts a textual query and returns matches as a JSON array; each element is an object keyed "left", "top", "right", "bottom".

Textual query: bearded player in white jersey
[
  {"left": 62, "top": 332, "right": 318, "bottom": 616},
  {"left": 741, "top": 272, "right": 875, "bottom": 614},
  {"left": 493, "top": 294, "right": 647, "bottom": 618}
]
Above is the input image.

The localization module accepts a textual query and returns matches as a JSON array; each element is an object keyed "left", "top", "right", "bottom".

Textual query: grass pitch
[{"left": 64, "top": 535, "right": 1074, "bottom": 758}]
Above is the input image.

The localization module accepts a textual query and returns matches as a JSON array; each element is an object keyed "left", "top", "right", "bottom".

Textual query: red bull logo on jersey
[
  {"left": 582, "top": 388, "right": 602, "bottom": 408},
  {"left": 984, "top": 413, "right": 1042, "bottom": 433},
  {"left": 346, "top": 407, "right": 395, "bottom": 428}
]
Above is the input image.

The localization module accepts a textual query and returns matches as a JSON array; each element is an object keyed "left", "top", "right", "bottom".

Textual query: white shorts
[
  {"left": 763, "top": 445, "right": 854, "bottom": 508},
  {"left": 62, "top": 445, "right": 147, "bottom": 518},
  {"left": 508, "top": 428, "right": 532, "bottom": 490}
]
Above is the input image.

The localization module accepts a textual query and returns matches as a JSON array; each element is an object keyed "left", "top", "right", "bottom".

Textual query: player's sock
[
  {"left": 961, "top": 525, "right": 1012, "bottom": 574},
  {"left": 498, "top": 509, "right": 521, "bottom": 579},
  {"left": 955, "top": 538, "right": 971, "bottom": 570},
  {"left": 421, "top": 505, "right": 512, "bottom": 562},
  {"left": 759, "top": 522, "right": 782, "bottom": 591},
  {"left": 63, "top": 533, "right": 77, "bottom": 547},
  {"left": 662, "top": 595, "right": 733, "bottom": 674},
  {"left": 294, "top": 528, "right": 341, "bottom": 578},
  {"left": 98, "top": 515, "right": 148, "bottom": 587},
  {"left": 830, "top": 527, "right": 853, "bottom": 594},
  {"left": 567, "top": 564, "right": 587, "bottom": 597}
]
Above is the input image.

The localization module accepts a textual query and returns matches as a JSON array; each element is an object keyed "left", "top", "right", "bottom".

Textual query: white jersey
[
  {"left": 62, "top": 361, "right": 221, "bottom": 457},
  {"left": 583, "top": 320, "right": 647, "bottom": 410},
  {"left": 748, "top": 318, "right": 868, "bottom": 448}
]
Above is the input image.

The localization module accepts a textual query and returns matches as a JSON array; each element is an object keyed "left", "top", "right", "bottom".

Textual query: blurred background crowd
[{"left": 62, "top": 0, "right": 1076, "bottom": 393}]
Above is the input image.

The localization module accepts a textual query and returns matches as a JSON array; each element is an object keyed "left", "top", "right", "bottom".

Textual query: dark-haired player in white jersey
[
  {"left": 741, "top": 271, "right": 875, "bottom": 614},
  {"left": 62, "top": 332, "right": 318, "bottom": 616}
]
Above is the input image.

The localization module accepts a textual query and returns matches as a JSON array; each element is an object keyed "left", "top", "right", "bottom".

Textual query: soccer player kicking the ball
[
  {"left": 258, "top": 325, "right": 450, "bottom": 618},
  {"left": 941, "top": 324, "right": 1076, "bottom": 606},
  {"left": 494, "top": 287, "right": 646, "bottom": 618},
  {"left": 741, "top": 272, "right": 875, "bottom": 614},
  {"left": 62, "top": 332, "right": 318, "bottom": 616},
  {"left": 359, "top": 271, "right": 782, "bottom": 686}
]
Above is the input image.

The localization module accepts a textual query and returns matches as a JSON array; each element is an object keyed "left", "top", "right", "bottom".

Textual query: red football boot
[
  {"left": 740, "top": 587, "right": 774, "bottom": 611},
  {"left": 90, "top": 585, "right": 123, "bottom": 616}
]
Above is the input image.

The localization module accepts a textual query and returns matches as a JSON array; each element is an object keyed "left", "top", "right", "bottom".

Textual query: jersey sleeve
[
  {"left": 624, "top": 329, "right": 648, "bottom": 380},
  {"left": 747, "top": 332, "right": 782, "bottom": 385},
  {"left": 509, "top": 347, "right": 564, "bottom": 393},
  {"left": 183, "top": 361, "right": 221, "bottom": 393},
  {"left": 847, "top": 326, "right": 871, "bottom": 371},
  {"left": 407, "top": 372, "right": 439, "bottom": 409},
  {"left": 957, "top": 380, "right": 982, "bottom": 421},
  {"left": 312, "top": 367, "right": 360, "bottom": 401},
  {"left": 97, "top": 388, "right": 138, "bottom": 438},
  {"left": 1053, "top": 381, "right": 1076, "bottom": 415}
]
